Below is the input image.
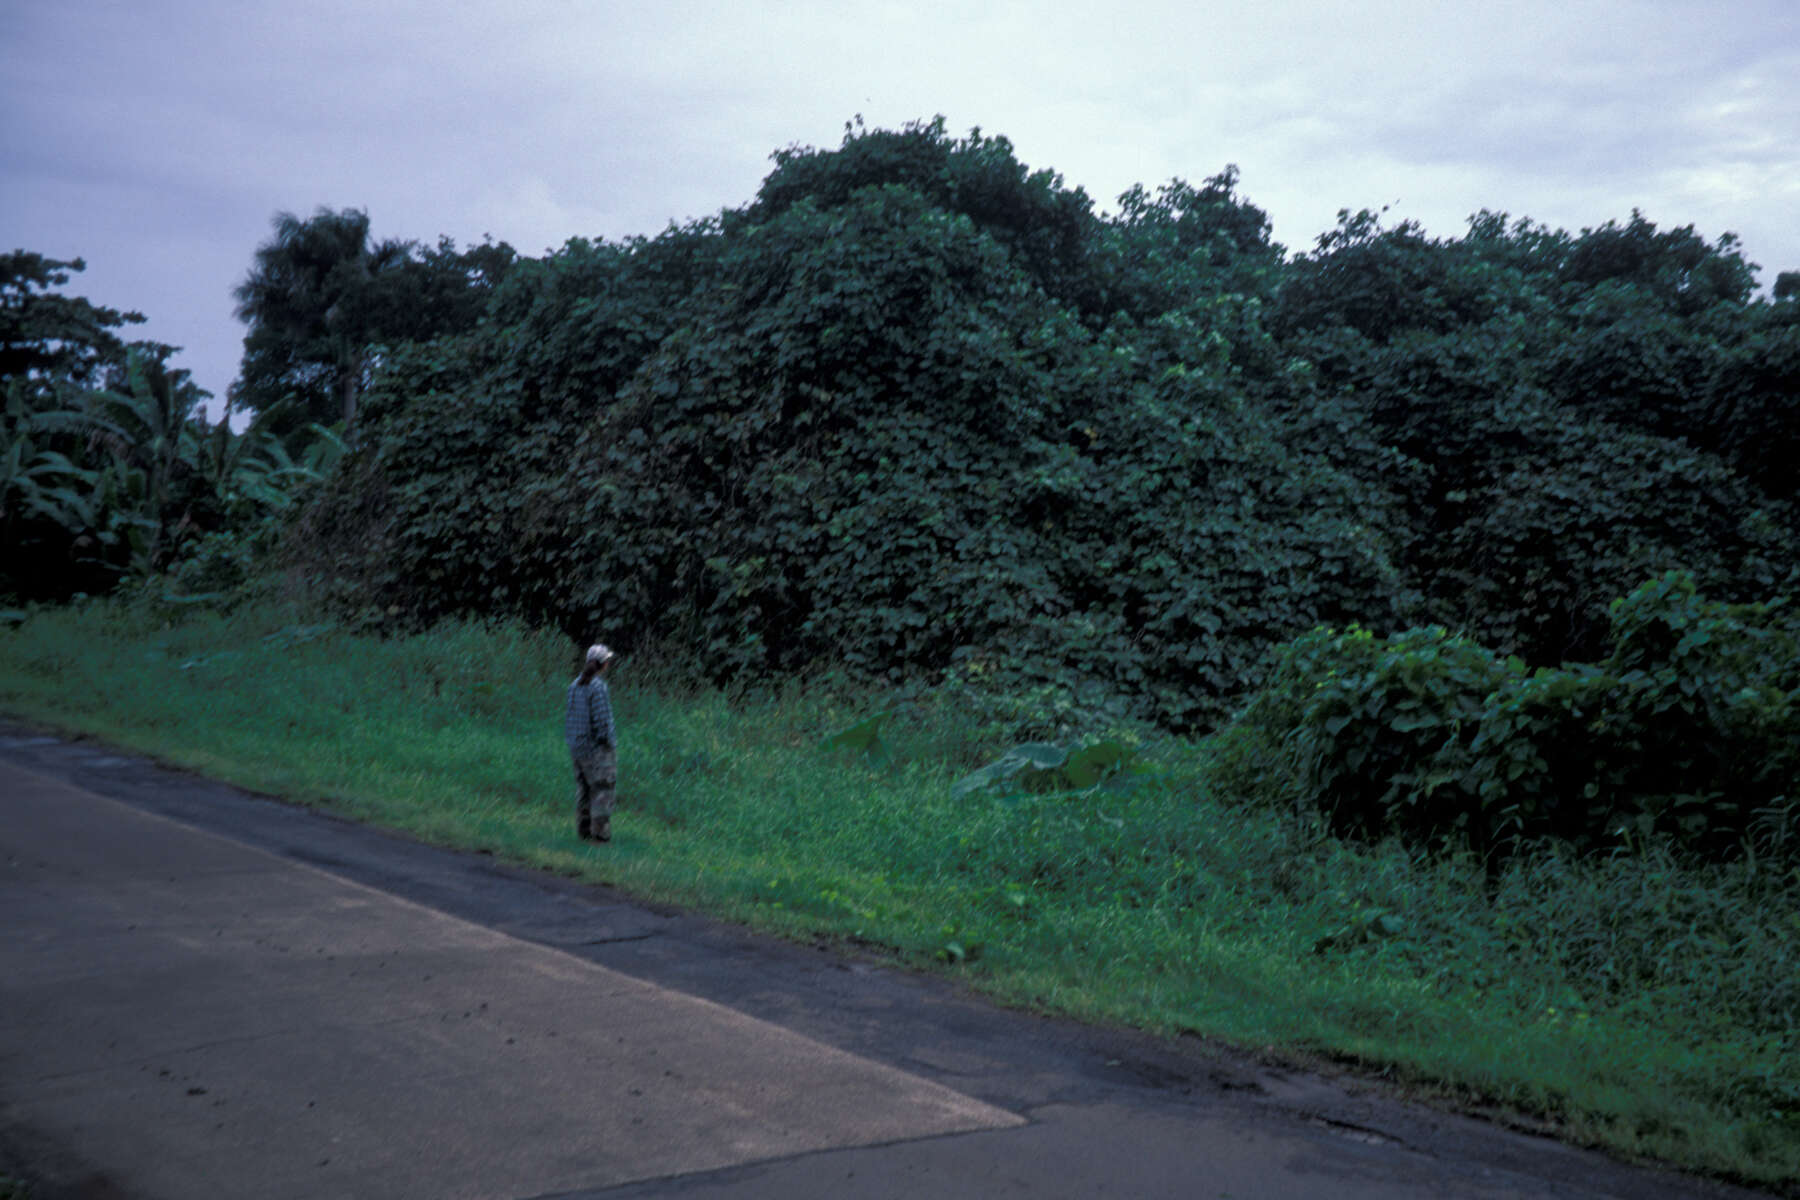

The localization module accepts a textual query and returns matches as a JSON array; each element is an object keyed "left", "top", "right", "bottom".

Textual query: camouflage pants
[{"left": 573, "top": 745, "right": 616, "bottom": 838}]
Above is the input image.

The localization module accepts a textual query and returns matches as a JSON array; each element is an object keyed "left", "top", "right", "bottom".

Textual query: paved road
[{"left": 0, "top": 724, "right": 1768, "bottom": 1199}]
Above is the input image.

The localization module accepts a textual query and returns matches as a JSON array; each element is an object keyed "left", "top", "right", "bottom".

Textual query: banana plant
[
  {"left": 223, "top": 425, "right": 334, "bottom": 512},
  {"left": 8, "top": 356, "right": 352, "bottom": 589},
  {"left": 194, "top": 399, "right": 296, "bottom": 515},
  {"left": 2, "top": 378, "right": 106, "bottom": 551},
  {"left": 78, "top": 449, "right": 158, "bottom": 576},
  {"left": 82, "top": 351, "right": 209, "bottom": 569},
  {"left": 1, "top": 432, "right": 99, "bottom": 539},
  {"left": 296, "top": 422, "right": 347, "bottom": 475}
]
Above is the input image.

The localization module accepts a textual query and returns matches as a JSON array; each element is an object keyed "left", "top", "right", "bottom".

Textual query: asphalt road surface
[{"left": 0, "top": 722, "right": 1772, "bottom": 1199}]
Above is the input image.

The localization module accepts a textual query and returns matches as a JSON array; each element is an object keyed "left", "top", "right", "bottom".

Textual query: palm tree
[{"left": 232, "top": 208, "right": 412, "bottom": 433}]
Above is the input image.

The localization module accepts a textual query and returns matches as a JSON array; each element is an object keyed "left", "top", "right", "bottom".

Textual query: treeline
[
  {"left": 285, "top": 118, "right": 1796, "bottom": 738},
  {"left": 1, "top": 251, "right": 329, "bottom": 602},
  {"left": 1, "top": 213, "right": 513, "bottom": 604}
]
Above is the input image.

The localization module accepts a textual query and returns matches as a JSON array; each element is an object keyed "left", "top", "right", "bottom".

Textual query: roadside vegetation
[
  {"left": 1, "top": 598, "right": 1796, "bottom": 1189},
  {"left": 3, "top": 118, "right": 1797, "bottom": 1189}
]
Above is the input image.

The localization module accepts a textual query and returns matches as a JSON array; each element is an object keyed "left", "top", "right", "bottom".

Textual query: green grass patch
[{"left": 2, "top": 598, "right": 1795, "bottom": 1190}]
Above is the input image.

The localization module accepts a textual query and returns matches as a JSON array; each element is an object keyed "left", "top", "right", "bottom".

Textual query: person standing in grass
[{"left": 565, "top": 642, "right": 618, "bottom": 842}]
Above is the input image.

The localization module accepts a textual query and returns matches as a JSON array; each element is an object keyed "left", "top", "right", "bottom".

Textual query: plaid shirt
[{"left": 564, "top": 675, "right": 614, "bottom": 758}]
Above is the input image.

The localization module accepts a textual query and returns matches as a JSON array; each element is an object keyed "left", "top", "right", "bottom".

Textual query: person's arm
[
  {"left": 593, "top": 682, "right": 615, "bottom": 749},
  {"left": 564, "top": 683, "right": 594, "bottom": 757}
]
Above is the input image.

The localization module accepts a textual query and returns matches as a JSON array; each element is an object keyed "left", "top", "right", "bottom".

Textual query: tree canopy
[
  {"left": 2, "top": 251, "right": 144, "bottom": 388},
  {"left": 231, "top": 208, "right": 515, "bottom": 433}
]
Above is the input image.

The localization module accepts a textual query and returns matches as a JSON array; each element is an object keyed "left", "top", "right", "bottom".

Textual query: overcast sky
[{"left": 5, "top": 0, "right": 1798, "bottom": 419}]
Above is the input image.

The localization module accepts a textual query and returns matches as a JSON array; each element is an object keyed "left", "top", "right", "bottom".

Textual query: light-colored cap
[{"left": 585, "top": 643, "right": 616, "bottom": 665}]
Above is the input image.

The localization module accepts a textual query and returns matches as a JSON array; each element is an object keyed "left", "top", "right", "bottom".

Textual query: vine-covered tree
[{"left": 289, "top": 120, "right": 1800, "bottom": 731}]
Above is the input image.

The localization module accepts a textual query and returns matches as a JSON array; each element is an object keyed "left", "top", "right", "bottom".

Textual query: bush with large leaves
[{"left": 1221, "top": 572, "right": 1800, "bottom": 863}]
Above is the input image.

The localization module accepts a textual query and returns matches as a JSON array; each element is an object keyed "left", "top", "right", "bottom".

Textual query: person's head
[{"left": 584, "top": 642, "right": 616, "bottom": 677}]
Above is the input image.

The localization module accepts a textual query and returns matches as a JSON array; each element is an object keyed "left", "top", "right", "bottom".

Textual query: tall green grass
[{"left": 2, "top": 599, "right": 1795, "bottom": 1190}]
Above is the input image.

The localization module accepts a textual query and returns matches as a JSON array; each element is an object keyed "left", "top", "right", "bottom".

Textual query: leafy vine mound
[{"left": 297, "top": 118, "right": 1799, "bottom": 737}]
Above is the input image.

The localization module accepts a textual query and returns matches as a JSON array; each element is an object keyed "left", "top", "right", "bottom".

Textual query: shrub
[
  {"left": 1221, "top": 573, "right": 1800, "bottom": 863},
  {"left": 1289, "top": 625, "right": 1519, "bottom": 853},
  {"left": 1603, "top": 571, "right": 1799, "bottom": 857}
]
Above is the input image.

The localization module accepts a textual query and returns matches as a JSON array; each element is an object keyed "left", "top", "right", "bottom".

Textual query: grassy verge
[{"left": 2, "top": 598, "right": 1795, "bottom": 1190}]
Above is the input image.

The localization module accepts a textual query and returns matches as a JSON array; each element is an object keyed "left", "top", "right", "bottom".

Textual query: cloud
[{"left": 4, "top": 0, "right": 1798, "bottom": 414}]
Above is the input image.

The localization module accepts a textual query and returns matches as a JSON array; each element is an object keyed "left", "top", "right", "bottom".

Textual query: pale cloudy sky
[{"left": 5, "top": 0, "right": 1798, "bottom": 417}]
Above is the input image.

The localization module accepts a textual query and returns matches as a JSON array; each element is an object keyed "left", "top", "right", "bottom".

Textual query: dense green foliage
[
  {"left": 1, "top": 254, "right": 341, "bottom": 603},
  {"left": 1273, "top": 209, "right": 1798, "bottom": 666},
  {"left": 1, "top": 250, "right": 144, "bottom": 384},
  {"left": 293, "top": 119, "right": 1798, "bottom": 741},
  {"left": 1218, "top": 572, "right": 1799, "bottom": 864}
]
